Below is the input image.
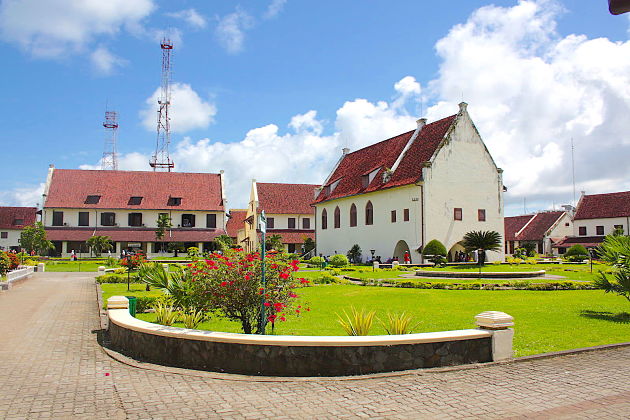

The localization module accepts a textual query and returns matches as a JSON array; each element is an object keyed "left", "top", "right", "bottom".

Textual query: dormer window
[
  {"left": 128, "top": 196, "right": 143, "bottom": 205},
  {"left": 362, "top": 168, "right": 381, "bottom": 189},
  {"left": 85, "top": 195, "right": 101, "bottom": 204},
  {"left": 168, "top": 197, "right": 182, "bottom": 206},
  {"left": 13, "top": 218, "right": 24, "bottom": 225},
  {"left": 325, "top": 179, "right": 341, "bottom": 196}
]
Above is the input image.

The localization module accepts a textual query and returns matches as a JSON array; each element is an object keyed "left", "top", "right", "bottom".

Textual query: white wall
[
  {"left": 315, "top": 184, "right": 422, "bottom": 262},
  {"left": 423, "top": 111, "right": 505, "bottom": 262},
  {"left": 574, "top": 216, "right": 630, "bottom": 237},
  {"left": 43, "top": 208, "right": 226, "bottom": 230},
  {"left": 266, "top": 213, "right": 314, "bottom": 231},
  {"left": 0, "top": 229, "right": 22, "bottom": 251}
]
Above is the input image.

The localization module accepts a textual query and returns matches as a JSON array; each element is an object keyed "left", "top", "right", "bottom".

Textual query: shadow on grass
[{"left": 580, "top": 310, "right": 630, "bottom": 324}]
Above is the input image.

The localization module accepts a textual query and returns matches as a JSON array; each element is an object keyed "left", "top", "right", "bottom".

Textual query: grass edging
[{"left": 343, "top": 276, "right": 597, "bottom": 290}]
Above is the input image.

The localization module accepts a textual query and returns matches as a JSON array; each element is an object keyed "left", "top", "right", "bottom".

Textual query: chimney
[
  {"left": 49, "top": 164, "right": 54, "bottom": 168},
  {"left": 342, "top": 147, "right": 350, "bottom": 155},
  {"left": 416, "top": 118, "right": 427, "bottom": 129},
  {"left": 458, "top": 102, "right": 468, "bottom": 112}
]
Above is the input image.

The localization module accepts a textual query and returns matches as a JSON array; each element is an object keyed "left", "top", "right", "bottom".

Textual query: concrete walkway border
[{"left": 0, "top": 266, "right": 35, "bottom": 290}]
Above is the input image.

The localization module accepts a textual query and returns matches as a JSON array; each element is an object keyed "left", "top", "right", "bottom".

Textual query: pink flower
[
  {"left": 220, "top": 281, "right": 228, "bottom": 287},
  {"left": 264, "top": 302, "right": 271, "bottom": 307},
  {"left": 300, "top": 279, "right": 310, "bottom": 284}
]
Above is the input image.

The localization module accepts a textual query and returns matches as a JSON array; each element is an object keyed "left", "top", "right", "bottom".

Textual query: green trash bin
[{"left": 125, "top": 296, "right": 137, "bottom": 317}]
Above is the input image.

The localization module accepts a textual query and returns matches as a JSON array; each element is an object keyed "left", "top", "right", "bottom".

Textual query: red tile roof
[
  {"left": 518, "top": 211, "right": 565, "bottom": 241},
  {"left": 553, "top": 236, "right": 604, "bottom": 248},
  {"left": 314, "top": 114, "right": 456, "bottom": 203},
  {"left": 45, "top": 228, "right": 225, "bottom": 242},
  {"left": 257, "top": 183, "right": 318, "bottom": 214},
  {"left": 226, "top": 210, "right": 247, "bottom": 238},
  {"left": 0, "top": 207, "right": 37, "bottom": 229},
  {"left": 504, "top": 215, "right": 532, "bottom": 241},
  {"left": 574, "top": 191, "right": 630, "bottom": 220},
  {"left": 44, "top": 169, "right": 224, "bottom": 211},
  {"left": 264, "top": 229, "right": 315, "bottom": 244}
]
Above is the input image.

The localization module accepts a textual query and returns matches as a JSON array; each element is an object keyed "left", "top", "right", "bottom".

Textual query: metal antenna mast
[
  {"left": 101, "top": 110, "right": 119, "bottom": 170},
  {"left": 150, "top": 38, "right": 175, "bottom": 171},
  {"left": 571, "top": 137, "right": 576, "bottom": 206}
]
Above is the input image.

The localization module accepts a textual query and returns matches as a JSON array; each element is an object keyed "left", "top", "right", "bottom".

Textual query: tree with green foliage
[
  {"left": 521, "top": 241, "right": 537, "bottom": 257},
  {"left": 422, "top": 239, "right": 447, "bottom": 266},
  {"left": 329, "top": 254, "right": 349, "bottom": 267},
  {"left": 462, "top": 230, "right": 502, "bottom": 266},
  {"left": 167, "top": 242, "right": 185, "bottom": 257},
  {"left": 593, "top": 235, "right": 630, "bottom": 303},
  {"left": 346, "top": 244, "right": 362, "bottom": 264},
  {"left": 564, "top": 244, "right": 589, "bottom": 262},
  {"left": 20, "top": 222, "right": 54, "bottom": 255},
  {"left": 86, "top": 235, "right": 113, "bottom": 257},
  {"left": 265, "top": 234, "right": 284, "bottom": 252},
  {"left": 214, "top": 234, "right": 233, "bottom": 252},
  {"left": 0, "top": 252, "right": 11, "bottom": 276},
  {"left": 155, "top": 213, "right": 172, "bottom": 253},
  {"left": 303, "top": 237, "right": 315, "bottom": 255}
]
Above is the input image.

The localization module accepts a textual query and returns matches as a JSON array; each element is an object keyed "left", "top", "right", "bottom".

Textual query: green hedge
[
  {"left": 356, "top": 278, "right": 596, "bottom": 291},
  {"left": 96, "top": 273, "right": 139, "bottom": 284}
]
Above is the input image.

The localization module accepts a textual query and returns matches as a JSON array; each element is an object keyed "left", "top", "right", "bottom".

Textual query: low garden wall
[
  {"left": 415, "top": 270, "right": 546, "bottom": 279},
  {"left": 107, "top": 296, "right": 514, "bottom": 377},
  {"left": 0, "top": 266, "right": 35, "bottom": 290}
]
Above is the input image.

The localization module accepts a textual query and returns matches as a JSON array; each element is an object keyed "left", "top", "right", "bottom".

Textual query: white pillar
[{"left": 475, "top": 311, "right": 514, "bottom": 362}]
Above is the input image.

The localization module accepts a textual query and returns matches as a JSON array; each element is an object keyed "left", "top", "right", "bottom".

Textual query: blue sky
[{"left": 1, "top": 0, "right": 629, "bottom": 214}]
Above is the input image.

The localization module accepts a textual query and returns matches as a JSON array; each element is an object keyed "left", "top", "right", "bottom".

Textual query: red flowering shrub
[
  {"left": 5, "top": 252, "right": 19, "bottom": 270},
  {"left": 189, "top": 249, "right": 304, "bottom": 334},
  {"left": 120, "top": 252, "right": 146, "bottom": 270},
  {"left": 0, "top": 252, "right": 10, "bottom": 276}
]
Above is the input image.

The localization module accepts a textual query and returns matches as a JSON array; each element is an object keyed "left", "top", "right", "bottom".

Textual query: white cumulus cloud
[
  {"left": 90, "top": 45, "right": 127, "bottom": 75},
  {"left": 263, "top": 0, "right": 287, "bottom": 20},
  {"left": 215, "top": 8, "right": 254, "bottom": 54},
  {"left": 0, "top": 0, "right": 155, "bottom": 57},
  {"left": 140, "top": 83, "right": 217, "bottom": 133},
  {"left": 0, "top": 183, "right": 45, "bottom": 207},
  {"left": 166, "top": 8, "right": 206, "bottom": 29}
]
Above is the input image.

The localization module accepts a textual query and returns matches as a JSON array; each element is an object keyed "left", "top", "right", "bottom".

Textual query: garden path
[{"left": 0, "top": 272, "right": 628, "bottom": 419}]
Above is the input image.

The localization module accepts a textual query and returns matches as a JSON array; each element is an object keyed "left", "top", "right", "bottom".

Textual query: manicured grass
[
  {"left": 45, "top": 262, "right": 107, "bottom": 272},
  {"left": 101, "top": 283, "right": 164, "bottom": 304},
  {"left": 103, "top": 282, "right": 630, "bottom": 357}
]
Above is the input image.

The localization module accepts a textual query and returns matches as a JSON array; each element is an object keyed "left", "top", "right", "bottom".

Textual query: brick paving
[{"left": 0, "top": 272, "right": 629, "bottom": 419}]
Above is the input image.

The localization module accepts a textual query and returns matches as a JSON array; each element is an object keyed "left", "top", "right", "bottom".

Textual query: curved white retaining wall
[
  {"left": 1, "top": 267, "right": 35, "bottom": 290},
  {"left": 107, "top": 296, "right": 514, "bottom": 376}
]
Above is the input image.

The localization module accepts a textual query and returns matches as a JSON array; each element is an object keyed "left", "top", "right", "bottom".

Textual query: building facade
[
  {"left": 314, "top": 103, "right": 505, "bottom": 263},
  {"left": 242, "top": 181, "right": 317, "bottom": 254},
  {"left": 42, "top": 166, "right": 227, "bottom": 257},
  {"left": 504, "top": 211, "right": 573, "bottom": 256},
  {"left": 555, "top": 190, "right": 630, "bottom": 253},
  {"left": 0, "top": 207, "right": 38, "bottom": 251}
]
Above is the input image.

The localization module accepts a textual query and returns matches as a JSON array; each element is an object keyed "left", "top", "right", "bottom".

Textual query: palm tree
[
  {"left": 86, "top": 235, "right": 113, "bottom": 257},
  {"left": 462, "top": 230, "right": 502, "bottom": 267}
]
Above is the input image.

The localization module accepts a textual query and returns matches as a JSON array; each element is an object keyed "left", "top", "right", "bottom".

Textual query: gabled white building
[
  {"left": 504, "top": 211, "right": 573, "bottom": 256},
  {"left": 313, "top": 103, "right": 505, "bottom": 263},
  {"left": 0, "top": 207, "right": 38, "bottom": 251}
]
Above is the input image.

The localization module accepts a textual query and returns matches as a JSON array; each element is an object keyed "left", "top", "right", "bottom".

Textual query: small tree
[
  {"left": 86, "top": 235, "right": 113, "bottom": 257},
  {"left": 214, "top": 234, "right": 233, "bottom": 252},
  {"left": 265, "top": 234, "right": 284, "bottom": 252},
  {"left": 0, "top": 252, "right": 11, "bottom": 276},
  {"left": 155, "top": 214, "right": 172, "bottom": 253},
  {"left": 593, "top": 235, "right": 630, "bottom": 303},
  {"left": 347, "top": 244, "right": 362, "bottom": 264},
  {"left": 120, "top": 252, "right": 146, "bottom": 291},
  {"left": 20, "top": 222, "right": 54, "bottom": 255},
  {"left": 462, "top": 230, "right": 502, "bottom": 267},
  {"left": 168, "top": 242, "right": 185, "bottom": 257},
  {"left": 564, "top": 244, "right": 589, "bottom": 262},
  {"left": 422, "top": 239, "right": 447, "bottom": 267},
  {"left": 303, "top": 237, "right": 315, "bottom": 255},
  {"left": 521, "top": 241, "right": 537, "bottom": 257}
]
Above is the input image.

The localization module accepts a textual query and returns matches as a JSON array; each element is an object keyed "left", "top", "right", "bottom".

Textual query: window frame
[
  {"left": 52, "top": 211, "right": 64, "bottom": 226},
  {"left": 267, "top": 217, "right": 275, "bottom": 229},
  {"left": 578, "top": 226, "right": 587, "bottom": 236},
  {"left": 478, "top": 209, "right": 486, "bottom": 222},
  {"left": 321, "top": 209, "right": 327, "bottom": 230},
  {"left": 365, "top": 201, "right": 373, "bottom": 226},
  {"left": 181, "top": 214, "right": 195, "bottom": 228},
  {"left": 454, "top": 208, "right": 463, "bottom": 221},
  {"left": 302, "top": 217, "right": 310, "bottom": 229},
  {"left": 78, "top": 212, "right": 89, "bottom": 227},
  {"left": 334, "top": 206, "right": 341, "bottom": 229},
  {"left": 167, "top": 197, "right": 182, "bottom": 206},
  {"left": 206, "top": 214, "right": 217, "bottom": 229},
  {"left": 403, "top": 208, "right": 410, "bottom": 222},
  {"left": 128, "top": 212, "right": 143, "bottom": 227},
  {"left": 0, "top": 232, "right": 8, "bottom": 239},
  {"left": 596, "top": 225, "right": 604, "bottom": 235},
  {"left": 100, "top": 212, "right": 116, "bottom": 227},
  {"left": 84, "top": 195, "right": 101, "bottom": 204},
  {"left": 128, "top": 196, "right": 143, "bottom": 205},
  {"left": 349, "top": 203, "right": 357, "bottom": 227},
  {"left": 391, "top": 210, "right": 397, "bottom": 223},
  {"left": 288, "top": 218, "right": 296, "bottom": 229}
]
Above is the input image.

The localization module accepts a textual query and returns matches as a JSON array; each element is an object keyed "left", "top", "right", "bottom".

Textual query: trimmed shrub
[
  {"left": 135, "top": 296, "right": 159, "bottom": 313},
  {"left": 307, "top": 256, "right": 325, "bottom": 267},
  {"left": 422, "top": 240, "right": 447, "bottom": 257},
  {"left": 96, "top": 273, "right": 139, "bottom": 284},
  {"left": 313, "top": 272, "right": 338, "bottom": 284},
  {"left": 565, "top": 244, "right": 589, "bottom": 260},
  {"left": 329, "top": 254, "right": 349, "bottom": 268}
]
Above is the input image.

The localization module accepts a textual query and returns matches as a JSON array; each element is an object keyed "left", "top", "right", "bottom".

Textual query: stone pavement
[{"left": 0, "top": 272, "right": 628, "bottom": 419}]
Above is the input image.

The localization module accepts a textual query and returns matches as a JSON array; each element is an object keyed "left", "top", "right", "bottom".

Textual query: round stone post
[
  {"left": 107, "top": 296, "right": 129, "bottom": 310},
  {"left": 475, "top": 311, "right": 514, "bottom": 362}
]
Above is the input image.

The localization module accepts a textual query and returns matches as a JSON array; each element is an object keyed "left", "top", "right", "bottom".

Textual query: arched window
[
  {"left": 349, "top": 203, "right": 357, "bottom": 227},
  {"left": 365, "top": 201, "right": 374, "bottom": 225},
  {"left": 321, "top": 209, "right": 328, "bottom": 230},
  {"left": 334, "top": 206, "right": 341, "bottom": 229}
]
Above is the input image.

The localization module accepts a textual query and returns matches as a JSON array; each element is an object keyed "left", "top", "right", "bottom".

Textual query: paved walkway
[{"left": 0, "top": 273, "right": 629, "bottom": 419}]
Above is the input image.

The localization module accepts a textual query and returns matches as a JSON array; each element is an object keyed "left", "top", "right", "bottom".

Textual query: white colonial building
[
  {"left": 42, "top": 166, "right": 228, "bottom": 257},
  {"left": 504, "top": 210, "right": 573, "bottom": 256},
  {"left": 313, "top": 103, "right": 505, "bottom": 263},
  {"left": 0, "top": 207, "right": 38, "bottom": 251},
  {"left": 242, "top": 181, "right": 317, "bottom": 254}
]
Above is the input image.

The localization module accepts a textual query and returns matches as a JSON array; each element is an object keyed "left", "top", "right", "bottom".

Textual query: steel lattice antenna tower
[
  {"left": 150, "top": 38, "right": 175, "bottom": 171},
  {"left": 101, "top": 110, "right": 119, "bottom": 170}
]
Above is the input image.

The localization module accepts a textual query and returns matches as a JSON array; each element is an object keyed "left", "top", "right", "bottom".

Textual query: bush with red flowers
[
  {"left": 5, "top": 252, "right": 19, "bottom": 270},
  {"left": 120, "top": 252, "right": 147, "bottom": 270},
  {"left": 188, "top": 249, "right": 305, "bottom": 334}
]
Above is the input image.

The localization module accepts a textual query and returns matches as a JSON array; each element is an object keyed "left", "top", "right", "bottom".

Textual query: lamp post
[
  {"left": 589, "top": 248, "right": 595, "bottom": 273},
  {"left": 370, "top": 249, "right": 376, "bottom": 271},
  {"left": 259, "top": 211, "right": 267, "bottom": 335}
]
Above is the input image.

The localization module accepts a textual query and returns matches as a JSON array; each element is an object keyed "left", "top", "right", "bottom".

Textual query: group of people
[{"left": 453, "top": 251, "right": 471, "bottom": 263}]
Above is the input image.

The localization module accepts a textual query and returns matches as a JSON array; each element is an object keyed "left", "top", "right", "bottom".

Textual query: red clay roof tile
[
  {"left": 44, "top": 169, "right": 224, "bottom": 211},
  {"left": 257, "top": 183, "right": 318, "bottom": 214},
  {"left": 226, "top": 210, "right": 247, "bottom": 238},
  {"left": 574, "top": 191, "right": 630, "bottom": 220},
  {"left": 0, "top": 207, "right": 38, "bottom": 229}
]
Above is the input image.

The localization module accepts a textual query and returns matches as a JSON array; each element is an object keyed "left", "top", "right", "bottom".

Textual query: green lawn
[
  {"left": 102, "top": 282, "right": 630, "bottom": 357},
  {"left": 101, "top": 283, "right": 165, "bottom": 302},
  {"left": 45, "top": 262, "right": 106, "bottom": 272}
]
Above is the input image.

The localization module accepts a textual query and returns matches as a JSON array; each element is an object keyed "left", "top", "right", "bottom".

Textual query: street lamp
[{"left": 370, "top": 249, "right": 376, "bottom": 271}]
